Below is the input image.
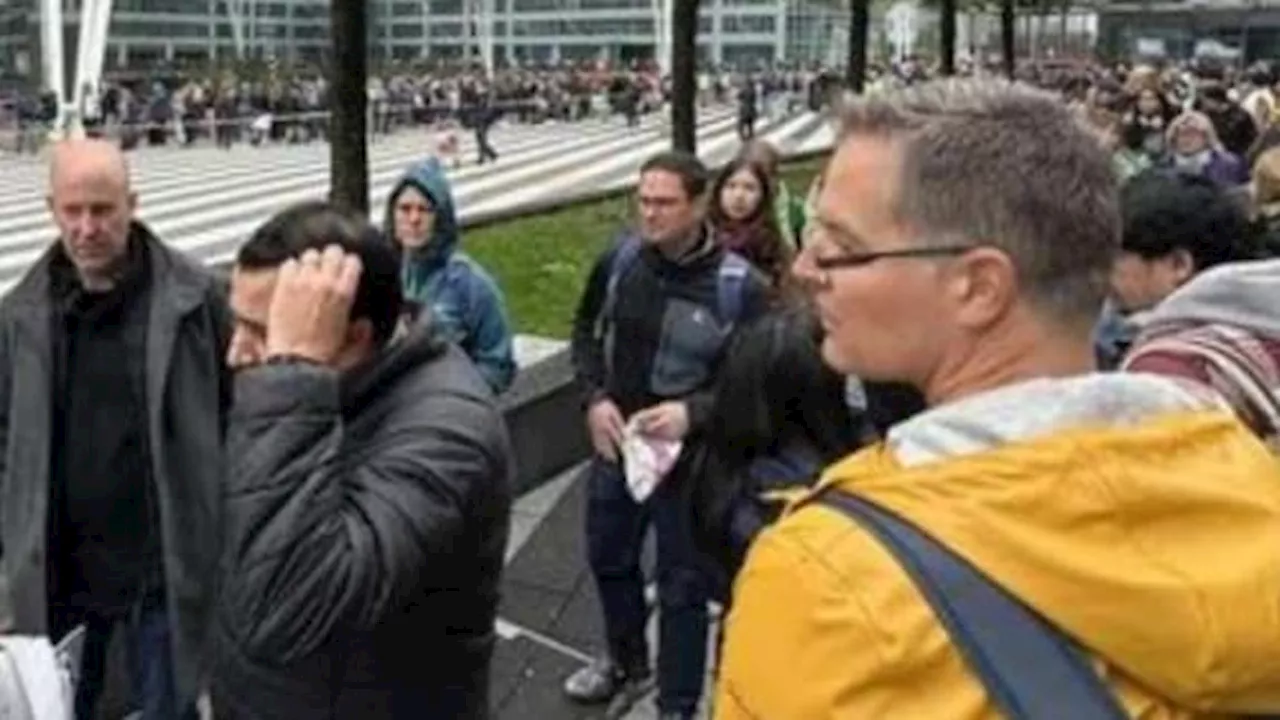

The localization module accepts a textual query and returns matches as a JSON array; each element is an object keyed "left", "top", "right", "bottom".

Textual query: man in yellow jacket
[{"left": 715, "top": 78, "right": 1280, "bottom": 718}]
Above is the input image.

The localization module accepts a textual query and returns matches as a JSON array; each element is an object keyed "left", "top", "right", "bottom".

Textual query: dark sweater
[
  {"left": 47, "top": 237, "right": 161, "bottom": 616},
  {"left": 570, "top": 229, "right": 771, "bottom": 429}
]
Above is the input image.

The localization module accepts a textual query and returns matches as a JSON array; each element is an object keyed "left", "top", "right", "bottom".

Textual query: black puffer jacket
[{"left": 210, "top": 328, "right": 512, "bottom": 720}]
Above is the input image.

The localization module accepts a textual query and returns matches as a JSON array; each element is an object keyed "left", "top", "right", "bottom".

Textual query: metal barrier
[{"left": 0, "top": 94, "right": 701, "bottom": 153}]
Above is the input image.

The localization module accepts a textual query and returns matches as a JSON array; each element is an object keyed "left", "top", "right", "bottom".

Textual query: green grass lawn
[{"left": 464, "top": 155, "right": 829, "bottom": 339}]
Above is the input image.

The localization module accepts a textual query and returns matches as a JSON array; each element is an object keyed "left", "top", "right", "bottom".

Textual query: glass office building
[
  {"left": 1098, "top": 0, "right": 1280, "bottom": 63},
  {"left": 0, "top": 0, "right": 848, "bottom": 85}
]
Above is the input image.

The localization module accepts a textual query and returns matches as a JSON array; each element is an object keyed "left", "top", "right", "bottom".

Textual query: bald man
[{"left": 0, "top": 139, "right": 231, "bottom": 719}]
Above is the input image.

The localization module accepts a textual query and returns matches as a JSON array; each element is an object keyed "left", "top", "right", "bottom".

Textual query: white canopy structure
[
  {"left": 653, "top": 0, "right": 672, "bottom": 74},
  {"left": 463, "top": 0, "right": 495, "bottom": 77},
  {"left": 39, "top": 0, "right": 114, "bottom": 135},
  {"left": 38, "top": 0, "right": 65, "bottom": 127}
]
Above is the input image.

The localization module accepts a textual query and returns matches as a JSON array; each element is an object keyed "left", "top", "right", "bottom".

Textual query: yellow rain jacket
[{"left": 715, "top": 375, "right": 1280, "bottom": 719}]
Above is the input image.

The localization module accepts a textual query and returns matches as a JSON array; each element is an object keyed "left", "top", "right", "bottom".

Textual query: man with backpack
[
  {"left": 715, "top": 79, "right": 1280, "bottom": 718},
  {"left": 565, "top": 151, "right": 770, "bottom": 720}
]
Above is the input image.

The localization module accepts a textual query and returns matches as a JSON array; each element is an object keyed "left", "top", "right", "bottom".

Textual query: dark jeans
[
  {"left": 475, "top": 125, "right": 498, "bottom": 163},
  {"left": 586, "top": 458, "right": 709, "bottom": 716},
  {"left": 50, "top": 594, "right": 197, "bottom": 720}
]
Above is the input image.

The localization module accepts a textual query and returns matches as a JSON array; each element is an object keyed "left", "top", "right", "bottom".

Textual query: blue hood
[{"left": 385, "top": 156, "right": 459, "bottom": 271}]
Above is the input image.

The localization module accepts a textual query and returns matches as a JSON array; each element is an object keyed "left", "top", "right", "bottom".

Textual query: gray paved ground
[{"left": 493, "top": 465, "right": 719, "bottom": 720}]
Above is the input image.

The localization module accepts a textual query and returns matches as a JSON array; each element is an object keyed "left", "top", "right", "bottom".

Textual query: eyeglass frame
[{"left": 810, "top": 244, "right": 977, "bottom": 271}]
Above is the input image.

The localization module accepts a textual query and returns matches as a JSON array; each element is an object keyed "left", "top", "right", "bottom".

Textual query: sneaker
[
  {"left": 564, "top": 658, "right": 621, "bottom": 704},
  {"left": 603, "top": 673, "right": 656, "bottom": 719},
  {"left": 563, "top": 658, "right": 649, "bottom": 700}
]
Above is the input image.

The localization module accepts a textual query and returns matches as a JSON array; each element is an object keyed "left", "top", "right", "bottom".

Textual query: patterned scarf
[
  {"left": 1124, "top": 321, "right": 1280, "bottom": 448},
  {"left": 715, "top": 216, "right": 768, "bottom": 255}
]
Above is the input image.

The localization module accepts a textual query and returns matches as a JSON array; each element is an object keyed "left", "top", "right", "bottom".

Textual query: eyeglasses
[{"left": 812, "top": 245, "right": 975, "bottom": 270}]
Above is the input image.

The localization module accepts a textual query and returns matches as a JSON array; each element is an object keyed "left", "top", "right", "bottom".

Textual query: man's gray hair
[{"left": 839, "top": 79, "right": 1120, "bottom": 325}]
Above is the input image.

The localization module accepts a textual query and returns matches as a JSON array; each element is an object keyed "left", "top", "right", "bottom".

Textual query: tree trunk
[
  {"left": 1001, "top": 0, "right": 1016, "bottom": 78},
  {"left": 671, "top": 0, "right": 699, "bottom": 154},
  {"left": 329, "top": 0, "right": 369, "bottom": 215},
  {"left": 939, "top": 0, "right": 957, "bottom": 76},
  {"left": 847, "top": 0, "right": 870, "bottom": 92}
]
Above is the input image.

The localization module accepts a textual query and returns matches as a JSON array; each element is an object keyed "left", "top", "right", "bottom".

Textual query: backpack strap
[
  {"left": 817, "top": 490, "right": 1128, "bottom": 720},
  {"left": 716, "top": 252, "right": 752, "bottom": 327},
  {"left": 595, "top": 234, "right": 643, "bottom": 339},
  {"left": 595, "top": 235, "right": 644, "bottom": 379}
]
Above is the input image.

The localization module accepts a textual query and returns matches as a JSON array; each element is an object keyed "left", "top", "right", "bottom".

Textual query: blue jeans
[
  {"left": 52, "top": 594, "right": 197, "bottom": 720},
  {"left": 586, "top": 458, "right": 709, "bottom": 716}
]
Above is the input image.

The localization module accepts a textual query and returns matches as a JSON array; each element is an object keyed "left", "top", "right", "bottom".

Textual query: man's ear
[
  {"left": 1168, "top": 248, "right": 1197, "bottom": 285},
  {"left": 952, "top": 247, "right": 1019, "bottom": 330}
]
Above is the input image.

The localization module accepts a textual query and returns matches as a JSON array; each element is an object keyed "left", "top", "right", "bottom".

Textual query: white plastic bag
[
  {"left": 0, "top": 626, "right": 85, "bottom": 720},
  {"left": 621, "top": 419, "right": 683, "bottom": 503}
]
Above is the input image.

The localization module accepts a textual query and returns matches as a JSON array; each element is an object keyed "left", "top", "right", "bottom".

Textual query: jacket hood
[
  {"left": 822, "top": 373, "right": 1280, "bottom": 713},
  {"left": 1137, "top": 259, "right": 1280, "bottom": 337},
  {"left": 385, "top": 157, "right": 459, "bottom": 270}
]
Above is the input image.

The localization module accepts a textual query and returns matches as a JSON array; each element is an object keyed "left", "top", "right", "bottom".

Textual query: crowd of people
[
  {"left": 2, "top": 62, "right": 839, "bottom": 160},
  {"left": 4, "top": 55, "right": 1280, "bottom": 720}
]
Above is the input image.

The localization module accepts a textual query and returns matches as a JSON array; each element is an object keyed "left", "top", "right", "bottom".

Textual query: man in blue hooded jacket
[{"left": 385, "top": 157, "right": 516, "bottom": 393}]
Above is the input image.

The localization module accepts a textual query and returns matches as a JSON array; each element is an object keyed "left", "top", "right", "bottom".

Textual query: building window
[
  {"left": 391, "top": 22, "right": 422, "bottom": 37},
  {"left": 293, "top": 3, "right": 326, "bottom": 19},
  {"left": 429, "top": 20, "right": 462, "bottom": 36},
  {"left": 511, "top": 0, "right": 561, "bottom": 10},
  {"left": 579, "top": 0, "right": 649, "bottom": 8},
  {"left": 722, "top": 13, "right": 774, "bottom": 34},
  {"left": 722, "top": 42, "right": 773, "bottom": 66},
  {"left": 254, "top": 2, "right": 287, "bottom": 18},
  {"left": 428, "top": 0, "right": 462, "bottom": 13},
  {"left": 112, "top": 18, "right": 211, "bottom": 36},
  {"left": 511, "top": 17, "right": 652, "bottom": 36}
]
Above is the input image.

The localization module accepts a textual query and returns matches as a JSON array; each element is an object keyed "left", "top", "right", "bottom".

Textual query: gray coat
[{"left": 0, "top": 224, "right": 232, "bottom": 708}]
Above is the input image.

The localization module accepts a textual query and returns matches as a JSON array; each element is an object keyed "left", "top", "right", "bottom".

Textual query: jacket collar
[
  {"left": 9, "top": 221, "right": 211, "bottom": 317},
  {"left": 340, "top": 323, "right": 447, "bottom": 414},
  {"left": 885, "top": 373, "right": 1225, "bottom": 468}
]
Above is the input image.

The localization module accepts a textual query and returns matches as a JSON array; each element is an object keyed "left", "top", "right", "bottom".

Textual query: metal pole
[
  {"left": 226, "top": 0, "right": 245, "bottom": 59},
  {"left": 481, "top": 0, "right": 493, "bottom": 77},
  {"left": 86, "top": 0, "right": 112, "bottom": 100},
  {"left": 462, "top": 0, "right": 472, "bottom": 67},
  {"left": 71, "top": 0, "right": 97, "bottom": 134},
  {"left": 658, "top": 0, "right": 673, "bottom": 75},
  {"left": 41, "top": 0, "right": 66, "bottom": 132}
]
